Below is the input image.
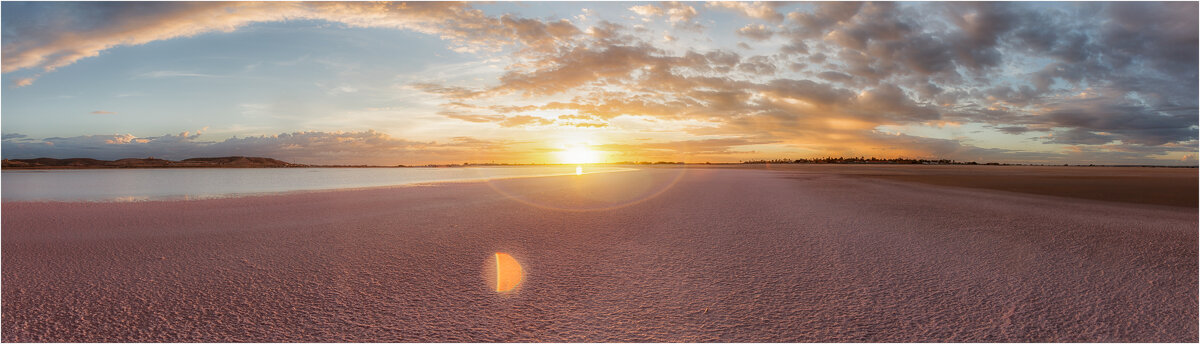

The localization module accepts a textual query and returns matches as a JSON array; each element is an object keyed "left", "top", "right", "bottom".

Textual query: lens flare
[{"left": 494, "top": 252, "right": 523, "bottom": 292}]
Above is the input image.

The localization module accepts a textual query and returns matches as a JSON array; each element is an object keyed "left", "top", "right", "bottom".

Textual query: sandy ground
[
  {"left": 714, "top": 164, "right": 1198, "bottom": 208},
  {"left": 2, "top": 167, "right": 1196, "bottom": 342}
]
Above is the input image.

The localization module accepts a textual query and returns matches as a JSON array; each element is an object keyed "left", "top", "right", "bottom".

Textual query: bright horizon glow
[{"left": 558, "top": 145, "right": 602, "bottom": 165}]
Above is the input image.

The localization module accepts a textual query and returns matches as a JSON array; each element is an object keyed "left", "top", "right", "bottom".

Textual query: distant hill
[{"left": 1, "top": 156, "right": 305, "bottom": 169}]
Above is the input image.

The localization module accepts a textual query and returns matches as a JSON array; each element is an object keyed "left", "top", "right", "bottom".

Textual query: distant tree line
[
  {"left": 612, "top": 161, "right": 686, "bottom": 165},
  {"left": 740, "top": 156, "right": 1006, "bottom": 165}
]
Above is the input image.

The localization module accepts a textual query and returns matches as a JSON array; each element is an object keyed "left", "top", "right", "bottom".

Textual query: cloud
[
  {"left": 736, "top": 24, "right": 774, "bottom": 41},
  {"left": 441, "top": 111, "right": 503, "bottom": 123},
  {"left": 412, "top": 83, "right": 487, "bottom": 100},
  {"left": 498, "top": 115, "right": 554, "bottom": 127},
  {"left": 494, "top": 44, "right": 669, "bottom": 96},
  {"left": 90, "top": 110, "right": 117, "bottom": 115},
  {"left": 595, "top": 138, "right": 776, "bottom": 160},
  {"left": 629, "top": 4, "right": 663, "bottom": 18},
  {"left": 449, "top": 3, "right": 1191, "bottom": 164},
  {"left": 556, "top": 114, "right": 608, "bottom": 128},
  {"left": 498, "top": 15, "right": 582, "bottom": 55},
  {"left": 441, "top": 111, "right": 556, "bottom": 128},
  {"left": 1044, "top": 128, "right": 1116, "bottom": 145},
  {"left": 2, "top": 2, "right": 1195, "bottom": 165},
  {"left": 1101, "top": 2, "right": 1198, "bottom": 77},
  {"left": 787, "top": 2, "right": 862, "bottom": 35},
  {"left": 736, "top": 56, "right": 777, "bottom": 75},
  {"left": 628, "top": 2, "right": 698, "bottom": 24},
  {"left": 1, "top": 2, "right": 583, "bottom": 85},
  {"left": 1038, "top": 100, "right": 1198, "bottom": 146},
  {"left": 12, "top": 77, "right": 34, "bottom": 87},
  {"left": 995, "top": 126, "right": 1032, "bottom": 135},
  {"left": 816, "top": 71, "right": 853, "bottom": 84},
  {"left": 705, "top": 2, "right": 785, "bottom": 23}
]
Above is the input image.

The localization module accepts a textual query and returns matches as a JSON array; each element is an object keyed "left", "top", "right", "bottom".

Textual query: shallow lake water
[{"left": 1, "top": 166, "right": 632, "bottom": 202}]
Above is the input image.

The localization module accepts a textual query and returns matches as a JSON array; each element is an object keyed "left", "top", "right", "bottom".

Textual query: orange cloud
[{"left": 498, "top": 115, "right": 554, "bottom": 127}]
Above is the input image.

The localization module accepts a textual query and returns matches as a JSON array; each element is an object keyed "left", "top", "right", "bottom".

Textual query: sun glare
[{"left": 558, "top": 145, "right": 602, "bottom": 164}]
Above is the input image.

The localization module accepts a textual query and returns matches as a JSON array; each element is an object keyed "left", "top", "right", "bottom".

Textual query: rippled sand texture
[{"left": 3, "top": 168, "right": 1196, "bottom": 342}]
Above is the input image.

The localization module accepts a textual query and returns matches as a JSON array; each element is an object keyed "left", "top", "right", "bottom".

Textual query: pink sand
[{"left": 2, "top": 168, "right": 1196, "bottom": 341}]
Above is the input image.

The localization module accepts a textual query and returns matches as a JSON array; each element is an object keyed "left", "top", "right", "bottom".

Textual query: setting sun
[{"left": 558, "top": 145, "right": 602, "bottom": 164}]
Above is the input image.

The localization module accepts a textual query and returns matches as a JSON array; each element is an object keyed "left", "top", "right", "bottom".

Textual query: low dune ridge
[{"left": 2, "top": 168, "right": 1196, "bottom": 342}]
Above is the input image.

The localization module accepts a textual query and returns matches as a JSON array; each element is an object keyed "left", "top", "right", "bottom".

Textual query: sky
[{"left": 1, "top": 1, "right": 1197, "bottom": 165}]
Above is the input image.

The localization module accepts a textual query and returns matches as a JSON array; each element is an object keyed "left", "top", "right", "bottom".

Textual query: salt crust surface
[{"left": 3, "top": 168, "right": 1196, "bottom": 341}]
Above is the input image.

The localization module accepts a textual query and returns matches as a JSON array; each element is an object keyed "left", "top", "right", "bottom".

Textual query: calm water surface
[{"left": 1, "top": 166, "right": 632, "bottom": 202}]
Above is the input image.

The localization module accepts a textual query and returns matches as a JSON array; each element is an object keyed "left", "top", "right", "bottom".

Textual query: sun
[{"left": 557, "top": 145, "right": 602, "bottom": 164}]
